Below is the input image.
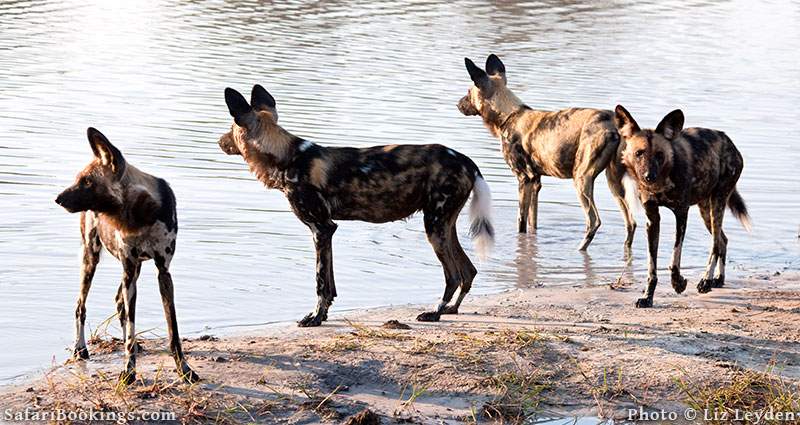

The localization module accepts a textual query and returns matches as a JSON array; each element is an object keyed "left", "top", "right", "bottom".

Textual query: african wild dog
[
  {"left": 614, "top": 105, "right": 751, "bottom": 308},
  {"left": 458, "top": 54, "right": 631, "bottom": 251},
  {"left": 55, "top": 128, "right": 198, "bottom": 384},
  {"left": 218, "top": 85, "right": 494, "bottom": 326}
]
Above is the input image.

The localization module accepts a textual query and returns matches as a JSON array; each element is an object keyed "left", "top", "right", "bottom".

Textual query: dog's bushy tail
[
  {"left": 728, "top": 188, "right": 752, "bottom": 232},
  {"left": 469, "top": 174, "right": 495, "bottom": 260}
]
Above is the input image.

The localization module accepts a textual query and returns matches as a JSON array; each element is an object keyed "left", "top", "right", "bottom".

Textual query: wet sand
[{"left": 2, "top": 271, "right": 798, "bottom": 423}]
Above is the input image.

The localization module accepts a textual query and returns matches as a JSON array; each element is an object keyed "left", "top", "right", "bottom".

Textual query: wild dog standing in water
[
  {"left": 458, "top": 54, "right": 630, "bottom": 251},
  {"left": 55, "top": 128, "right": 198, "bottom": 384},
  {"left": 219, "top": 85, "right": 494, "bottom": 326},
  {"left": 615, "top": 106, "right": 751, "bottom": 308}
]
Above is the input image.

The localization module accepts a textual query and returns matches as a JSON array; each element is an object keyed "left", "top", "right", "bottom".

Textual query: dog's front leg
[
  {"left": 288, "top": 187, "right": 338, "bottom": 328},
  {"left": 636, "top": 203, "right": 660, "bottom": 308},
  {"left": 298, "top": 221, "right": 337, "bottom": 327},
  {"left": 119, "top": 259, "right": 141, "bottom": 385},
  {"left": 73, "top": 212, "right": 101, "bottom": 360},
  {"left": 669, "top": 207, "right": 689, "bottom": 294}
]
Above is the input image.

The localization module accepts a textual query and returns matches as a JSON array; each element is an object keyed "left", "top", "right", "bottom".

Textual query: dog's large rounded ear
[
  {"left": 225, "top": 87, "right": 255, "bottom": 128},
  {"left": 87, "top": 127, "right": 125, "bottom": 173},
  {"left": 251, "top": 84, "right": 276, "bottom": 111},
  {"left": 655, "top": 109, "right": 684, "bottom": 141},
  {"left": 485, "top": 54, "right": 506, "bottom": 84},
  {"left": 465, "top": 57, "right": 492, "bottom": 93},
  {"left": 614, "top": 105, "right": 641, "bottom": 138}
]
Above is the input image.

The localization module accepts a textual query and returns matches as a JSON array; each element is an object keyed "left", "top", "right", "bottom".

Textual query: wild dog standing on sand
[
  {"left": 55, "top": 128, "right": 198, "bottom": 384},
  {"left": 614, "top": 106, "right": 751, "bottom": 308},
  {"left": 218, "top": 85, "right": 494, "bottom": 326},
  {"left": 458, "top": 54, "right": 629, "bottom": 251}
]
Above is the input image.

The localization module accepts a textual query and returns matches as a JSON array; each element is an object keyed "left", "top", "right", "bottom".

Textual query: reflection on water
[{"left": 1, "top": 0, "right": 798, "bottom": 383}]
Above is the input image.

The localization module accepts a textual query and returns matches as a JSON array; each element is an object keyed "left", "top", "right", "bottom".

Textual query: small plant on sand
[
  {"left": 676, "top": 365, "right": 800, "bottom": 423},
  {"left": 482, "top": 360, "right": 550, "bottom": 423}
]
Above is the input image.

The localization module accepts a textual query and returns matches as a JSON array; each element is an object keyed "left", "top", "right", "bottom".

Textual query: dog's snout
[{"left": 55, "top": 193, "right": 64, "bottom": 205}]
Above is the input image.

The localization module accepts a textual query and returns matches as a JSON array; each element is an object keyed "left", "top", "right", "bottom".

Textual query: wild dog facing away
[
  {"left": 457, "top": 54, "right": 632, "bottom": 251},
  {"left": 219, "top": 85, "right": 495, "bottom": 327},
  {"left": 55, "top": 128, "right": 198, "bottom": 384},
  {"left": 615, "top": 105, "right": 751, "bottom": 308}
]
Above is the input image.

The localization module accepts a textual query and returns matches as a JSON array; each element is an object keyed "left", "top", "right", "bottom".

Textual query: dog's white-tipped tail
[
  {"left": 469, "top": 175, "right": 495, "bottom": 260},
  {"left": 622, "top": 172, "right": 642, "bottom": 214}
]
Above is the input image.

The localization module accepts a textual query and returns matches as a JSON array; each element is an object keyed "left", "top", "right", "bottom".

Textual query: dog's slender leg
[
  {"left": 155, "top": 258, "right": 199, "bottom": 383},
  {"left": 669, "top": 207, "right": 689, "bottom": 294},
  {"left": 441, "top": 223, "right": 477, "bottom": 315},
  {"left": 606, "top": 165, "right": 636, "bottom": 251},
  {"left": 699, "top": 197, "right": 728, "bottom": 292},
  {"left": 528, "top": 175, "right": 542, "bottom": 231},
  {"left": 636, "top": 203, "right": 660, "bottom": 308},
  {"left": 73, "top": 213, "right": 101, "bottom": 360},
  {"left": 119, "top": 259, "right": 141, "bottom": 385},
  {"left": 115, "top": 283, "right": 126, "bottom": 342},
  {"left": 285, "top": 188, "right": 337, "bottom": 328},
  {"left": 575, "top": 176, "right": 601, "bottom": 251},
  {"left": 418, "top": 212, "right": 459, "bottom": 322},
  {"left": 517, "top": 177, "right": 532, "bottom": 233},
  {"left": 298, "top": 220, "right": 337, "bottom": 327}
]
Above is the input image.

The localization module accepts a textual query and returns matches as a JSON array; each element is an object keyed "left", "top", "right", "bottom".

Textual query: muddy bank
[{"left": 2, "top": 272, "right": 799, "bottom": 424}]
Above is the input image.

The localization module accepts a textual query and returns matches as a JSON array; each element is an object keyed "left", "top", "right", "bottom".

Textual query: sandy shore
[{"left": 2, "top": 271, "right": 799, "bottom": 424}]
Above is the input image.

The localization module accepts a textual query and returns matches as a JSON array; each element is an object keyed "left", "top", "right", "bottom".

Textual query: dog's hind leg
[
  {"left": 606, "top": 161, "right": 636, "bottom": 251},
  {"left": 119, "top": 259, "right": 141, "bottom": 385},
  {"left": 73, "top": 212, "right": 101, "bottom": 360},
  {"left": 417, "top": 211, "right": 460, "bottom": 322},
  {"left": 574, "top": 176, "right": 601, "bottom": 251},
  {"left": 669, "top": 207, "right": 689, "bottom": 294},
  {"left": 155, "top": 255, "right": 199, "bottom": 383},
  {"left": 441, "top": 223, "right": 477, "bottom": 315}
]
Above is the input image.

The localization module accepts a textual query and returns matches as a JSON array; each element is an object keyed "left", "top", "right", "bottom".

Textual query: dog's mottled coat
[
  {"left": 458, "top": 54, "right": 632, "bottom": 250},
  {"left": 615, "top": 105, "right": 750, "bottom": 308},
  {"left": 55, "top": 128, "right": 198, "bottom": 384},
  {"left": 219, "top": 85, "right": 494, "bottom": 326}
]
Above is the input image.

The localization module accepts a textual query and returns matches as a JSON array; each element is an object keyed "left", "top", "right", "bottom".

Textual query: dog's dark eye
[
  {"left": 80, "top": 177, "right": 92, "bottom": 187},
  {"left": 635, "top": 149, "right": 645, "bottom": 158}
]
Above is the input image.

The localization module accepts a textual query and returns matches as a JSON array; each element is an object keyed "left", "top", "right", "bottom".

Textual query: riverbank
[{"left": 2, "top": 272, "right": 799, "bottom": 424}]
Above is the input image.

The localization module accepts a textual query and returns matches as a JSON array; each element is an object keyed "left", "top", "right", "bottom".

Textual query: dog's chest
[
  {"left": 96, "top": 218, "right": 176, "bottom": 263},
  {"left": 500, "top": 131, "right": 542, "bottom": 178}
]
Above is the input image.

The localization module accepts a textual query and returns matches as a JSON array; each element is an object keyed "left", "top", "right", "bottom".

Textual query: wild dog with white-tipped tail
[
  {"left": 219, "top": 85, "right": 495, "bottom": 326},
  {"left": 615, "top": 105, "right": 751, "bottom": 308}
]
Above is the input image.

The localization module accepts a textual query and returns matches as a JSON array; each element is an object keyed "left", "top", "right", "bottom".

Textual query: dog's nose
[{"left": 55, "top": 194, "right": 63, "bottom": 205}]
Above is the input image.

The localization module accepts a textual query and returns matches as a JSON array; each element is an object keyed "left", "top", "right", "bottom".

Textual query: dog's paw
[
  {"left": 73, "top": 346, "right": 89, "bottom": 360},
  {"left": 118, "top": 370, "right": 137, "bottom": 386},
  {"left": 635, "top": 297, "right": 653, "bottom": 308},
  {"left": 671, "top": 274, "right": 687, "bottom": 294},
  {"left": 711, "top": 277, "right": 725, "bottom": 288},
  {"left": 697, "top": 279, "right": 713, "bottom": 294},
  {"left": 297, "top": 313, "right": 323, "bottom": 328},
  {"left": 416, "top": 311, "right": 441, "bottom": 322},
  {"left": 440, "top": 305, "right": 459, "bottom": 315},
  {"left": 179, "top": 367, "right": 200, "bottom": 384}
]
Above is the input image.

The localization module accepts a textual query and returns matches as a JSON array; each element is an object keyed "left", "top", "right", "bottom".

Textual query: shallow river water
[{"left": 1, "top": 0, "right": 798, "bottom": 384}]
